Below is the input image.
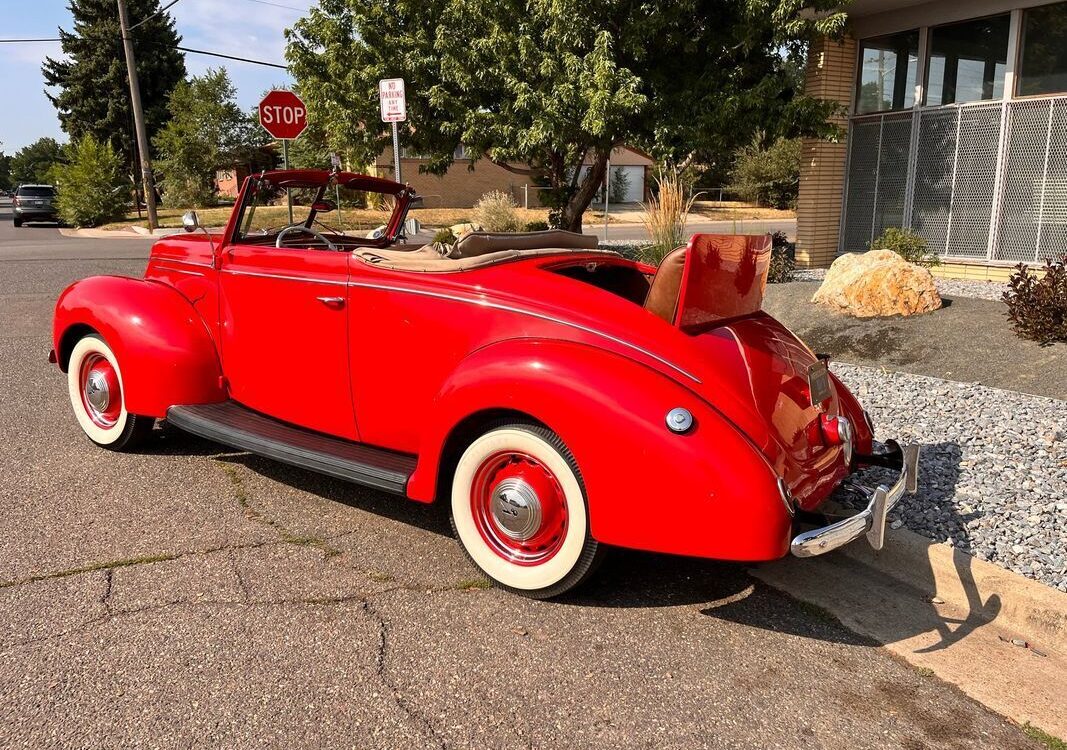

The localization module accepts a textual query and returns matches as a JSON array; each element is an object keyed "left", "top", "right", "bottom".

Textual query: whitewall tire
[
  {"left": 450, "top": 423, "right": 602, "bottom": 598},
  {"left": 66, "top": 334, "right": 152, "bottom": 451}
]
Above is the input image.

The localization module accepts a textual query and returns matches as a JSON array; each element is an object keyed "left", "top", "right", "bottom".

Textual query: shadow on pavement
[{"left": 159, "top": 428, "right": 999, "bottom": 650}]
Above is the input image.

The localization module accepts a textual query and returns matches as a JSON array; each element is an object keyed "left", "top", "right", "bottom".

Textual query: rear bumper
[{"left": 790, "top": 440, "right": 920, "bottom": 558}]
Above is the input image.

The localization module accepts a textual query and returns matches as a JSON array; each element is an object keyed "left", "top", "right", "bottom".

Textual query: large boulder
[{"left": 812, "top": 249, "right": 942, "bottom": 317}]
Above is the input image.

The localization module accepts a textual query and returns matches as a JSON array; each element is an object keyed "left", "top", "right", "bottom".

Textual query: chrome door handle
[{"left": 316, "top": 296, "right": 345, "bottom": 308}]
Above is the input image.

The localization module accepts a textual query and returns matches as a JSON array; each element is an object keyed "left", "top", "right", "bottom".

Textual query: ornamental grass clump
[
  {"left": 767, "top": 231, "right": 796, "bottom": 283},
  {"left": 1003, "top": 256, "right": 1067, "bottom": 345},
  {"left": 472, "top": 190, "right": 523, "bottom": 232},
  {"left": 640, "top": 170, "right": 700, "bottom": 265}
]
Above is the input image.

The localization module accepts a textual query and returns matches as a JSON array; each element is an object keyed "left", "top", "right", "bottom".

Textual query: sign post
[
  {"left": 258, "top": 89, "right": 309, "bottom": 224},
  {"left": 378, "top": 78, "right": 407, "bottom": 184}
]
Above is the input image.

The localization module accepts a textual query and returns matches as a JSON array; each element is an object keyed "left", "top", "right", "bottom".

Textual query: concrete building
[
  {"left": 373, "top": 146, "right": 653, "bottom": 208},
  {"left": 797, "top": 0, "right": 1067, "bottom": 279}
]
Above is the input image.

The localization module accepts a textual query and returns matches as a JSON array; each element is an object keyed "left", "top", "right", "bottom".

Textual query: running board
[{"left": 166, "top": 401, "right": 415, "bottom": 495}]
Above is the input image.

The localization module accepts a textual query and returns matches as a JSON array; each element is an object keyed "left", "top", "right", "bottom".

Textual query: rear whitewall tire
[
  {"left": 66, "top": 334, "right": 152, "bottom": 450},
  {"left": 450, "top": 423, "right": 602, "bottom": 598}
]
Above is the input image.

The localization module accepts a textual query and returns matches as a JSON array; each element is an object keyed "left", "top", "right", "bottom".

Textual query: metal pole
[
  {"left": 117, "top": 0, "right": 158, "bottom": 231},
  {"left": 282, "top": 139, "right": 293, "bottom": 224},
  {"left": 524, "top": 183, "right": 529, "bottom": 209},
  {"left": 603, "top": 158, "right": 610, "bottom": 240},
  {"left": 391, "top": 122, "right": 402, "bottom": 184}
]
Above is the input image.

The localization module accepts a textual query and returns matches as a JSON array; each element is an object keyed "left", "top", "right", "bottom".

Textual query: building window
[
  {"left": 925, "top": 15, "right": 1010, "bottom": 106},
  {"left": 1018, "top": 1, "right": 1067, "bottom": 96},
  {"left": 855, "top": 30, "right": 919, "bottom": 114}
]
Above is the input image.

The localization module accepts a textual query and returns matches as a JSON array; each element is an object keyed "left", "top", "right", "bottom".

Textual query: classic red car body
[{"left": 52, "top": 170, "right": 915, "bottom": 595}]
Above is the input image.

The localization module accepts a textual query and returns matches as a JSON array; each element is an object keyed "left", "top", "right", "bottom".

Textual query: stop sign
[{"left": 258, "top": 90, "right": 308, "bottom": 140}]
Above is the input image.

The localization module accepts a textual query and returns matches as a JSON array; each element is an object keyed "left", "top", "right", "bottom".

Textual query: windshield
[
  {"left": 18, "top": 186, "right": 55, "bottom": 197},
  {"left": 232, "top": 175, "right": 408, "bottom": 250}
]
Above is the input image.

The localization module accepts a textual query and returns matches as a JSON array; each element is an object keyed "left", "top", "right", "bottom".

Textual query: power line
[
  {"left": 130, "top": 0, "right": 183, "bottom": 30},
  {"left": 240, "top": 0, "right": 311, "bottom": 11},
  {"left": 0, "top": 37, "right": 287, "bottom": 69},
  {"left": 177, "top": 45, "right": 288, "bottom": 69}
]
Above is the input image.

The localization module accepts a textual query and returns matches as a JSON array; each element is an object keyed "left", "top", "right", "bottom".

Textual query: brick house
[
  {"left": 372, "top": 146, "right": 653, "bottom": 208},
  {"left": 797, "top": 0, "right": 1067, "bottom": 280}
]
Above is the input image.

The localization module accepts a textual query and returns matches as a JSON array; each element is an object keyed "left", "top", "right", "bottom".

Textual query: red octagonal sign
[{"left": 258, "top": 90, "right": 308, "bottom": 140}]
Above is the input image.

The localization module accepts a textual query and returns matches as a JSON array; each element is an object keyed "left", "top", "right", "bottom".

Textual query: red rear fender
[
  {"left": 409, "top": 339, "right": 792, "bottom": 561},
  {"left": 53, "top": 276, "right": 225, "bottom": 418}
]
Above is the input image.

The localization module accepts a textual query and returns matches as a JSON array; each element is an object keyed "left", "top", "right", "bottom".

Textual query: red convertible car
[{"left": 51, "top": 169, "right": 918, "bottom": 598}]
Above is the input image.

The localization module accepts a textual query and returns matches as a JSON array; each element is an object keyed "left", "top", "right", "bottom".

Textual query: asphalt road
[{"left": 0, "top": 202, "right": 1037, "bottom": 749}]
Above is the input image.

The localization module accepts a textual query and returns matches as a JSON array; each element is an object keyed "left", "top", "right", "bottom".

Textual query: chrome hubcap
[
  {"left": 84, "top": 370, "right": 111, "bottom": 413},
  {"left": 491, "top": 478, "right": 542, "bottom": 541}
]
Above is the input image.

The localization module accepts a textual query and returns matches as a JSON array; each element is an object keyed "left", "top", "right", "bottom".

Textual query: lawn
[{"left": 99, "top": 204, "right": 621, "bottom": 232}]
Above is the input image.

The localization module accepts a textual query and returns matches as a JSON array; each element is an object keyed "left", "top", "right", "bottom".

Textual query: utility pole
[{"left": 117, "top": 0, "right": 158, "bottom": 231}]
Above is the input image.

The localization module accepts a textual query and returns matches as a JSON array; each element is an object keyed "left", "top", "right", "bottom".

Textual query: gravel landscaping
[
  {"left": 790, "top": 267, "right": 1008, "bottom": 302},
  {"left": 831, "top": 362, "right": 1067, "bottom": 592}
]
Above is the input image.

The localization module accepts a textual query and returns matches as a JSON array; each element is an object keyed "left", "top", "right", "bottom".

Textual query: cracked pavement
[{"left": 0, "top": 216, "right": 1042, "bottom": 749}]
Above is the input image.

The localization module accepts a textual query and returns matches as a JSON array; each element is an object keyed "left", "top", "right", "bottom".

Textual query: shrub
[
  {"left": 870, "top": 227, "right": 940, "bottom": 268},
  {"left": 640, "top": 170, "right": 699, "bottom": 265},
  {"left": 472, "top": 190, "right": 522, "bottom": 232},
  {"left": 767, "top": 231, "right": 795, "bottom": 283},
  {"left": 432, "top": 227, "right": 457, "bottom": 244},
  {"left": 729, "top": 136, "right": 801, "bottom": 210},
  {"left": 1003, "top": 256, "right": 1067, "bottom": 345},
  {"left": 50, "top": 135, "right": 127, "bottom": 228},
  {"left": 524, "top": 220, "right": 549, "bottom": 232}
]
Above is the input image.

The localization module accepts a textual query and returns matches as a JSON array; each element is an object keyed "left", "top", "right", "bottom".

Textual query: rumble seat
[{"left": 643, "top": 246, "right": 686, "bottom": 323}]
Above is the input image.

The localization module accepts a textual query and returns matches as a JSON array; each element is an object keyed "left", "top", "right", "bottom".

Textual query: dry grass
[
  {"left": 100, "top": 204, "right": 569, "bottom": 232},
  {"left": 641, "top": 171, "right": 701, "bottom": 264},
  {"left": 689, "top": 200, "right": 796, "bottom": 221}
]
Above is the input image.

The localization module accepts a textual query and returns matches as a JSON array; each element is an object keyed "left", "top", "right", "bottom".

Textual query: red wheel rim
[
  {"left": 79, "top": 353, "right": 122, "bottom": 429},
  {"left": 470, "top": 450, "right": 569, "bottom": 566}
]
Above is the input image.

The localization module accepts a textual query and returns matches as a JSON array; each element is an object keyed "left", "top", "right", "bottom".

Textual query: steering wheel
[{"left": 275, "top": 224, "right": 337, "bottom": 250}]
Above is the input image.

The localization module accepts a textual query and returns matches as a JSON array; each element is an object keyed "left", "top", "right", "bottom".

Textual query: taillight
[{"left": 821, "top": 414, "right": 854, "bottom": 465}]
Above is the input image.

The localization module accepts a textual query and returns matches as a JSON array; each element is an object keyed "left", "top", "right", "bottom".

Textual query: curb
[
  {"left": 841, "top": 526, "right": 1067, "bottom": 650},
  {"left": 58, "top": 227, "right": 188, "bottom": 239}
]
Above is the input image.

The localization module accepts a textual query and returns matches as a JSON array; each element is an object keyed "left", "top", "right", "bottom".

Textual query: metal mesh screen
[
  {"left": 947, "top": 105, "right": 1000, "bottom": 258},
  {"left": 841, "top": 118, "right": 881, "bottom": 252},
  {"left": 997, "top": 99, "right": 1050, "bottom": 262},
  {"left": 841, "top": 96, "right": 1067, "bottom": 263},
  {"left": 910, "top": 108, "right": 957, "bottom": 255},
  {"left": 873, "top": 113, "right": 913, "bottom": 237}
]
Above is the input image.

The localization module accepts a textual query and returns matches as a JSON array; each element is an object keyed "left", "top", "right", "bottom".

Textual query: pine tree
[{"left": 42, "top": 0, "right": 185, "bottom": 177}]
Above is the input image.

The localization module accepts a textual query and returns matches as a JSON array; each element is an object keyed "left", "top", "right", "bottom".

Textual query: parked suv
[{"left": 13, "top": 184, "right": 58, "bottom": 226}]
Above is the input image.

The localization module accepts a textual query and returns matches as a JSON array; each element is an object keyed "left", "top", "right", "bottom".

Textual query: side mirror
[{"left": 182, "top": 210, "right": 200, "bottom": 233}]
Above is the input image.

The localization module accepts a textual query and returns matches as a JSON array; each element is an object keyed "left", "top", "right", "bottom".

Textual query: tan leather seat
[
  {"left": 643, "top": 246, "right": 687, "bottom": 323},
  {"left": 452, "top": 230, "right": 599, "bottom": 258}
]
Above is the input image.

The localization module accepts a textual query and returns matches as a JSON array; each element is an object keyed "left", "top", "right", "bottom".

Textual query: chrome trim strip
[
  {"left": 347, "top": 281, "right": 701, "bottom": 383},
  {"left": 152, "top": 256, "right": 213, "bottom": 269},
  {"left": 221, "top": 268, "right": 348, "bottom": 286},
  {"left": 153, "top": 263, "right": 205, "bottom": 277}
]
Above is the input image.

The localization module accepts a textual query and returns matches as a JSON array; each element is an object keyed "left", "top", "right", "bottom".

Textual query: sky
[{"left": 0, "top": 0, "right": 317, "bottom": 153}]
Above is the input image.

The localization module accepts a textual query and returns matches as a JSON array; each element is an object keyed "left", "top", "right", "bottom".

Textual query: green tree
[
  {"left": 50, "top": 135, "right": 128, "bottom": 227},
  {"left": 0, "top": 150, "right": 12, "bottom": 191},
  {"left": 153, "top": 68, "right": 264, "bottom": 207},
  {"left": 286, "top": 0, "right": 845, "bottom": 231},
  {"left": 42, "top": 0, "right": 186, "bottom": 174},
  {"left": 729, "top": 136, "right": 802, "bottom": 209},
  {"left": 10, "top": 138, "right": 65, "bottom": 185}
]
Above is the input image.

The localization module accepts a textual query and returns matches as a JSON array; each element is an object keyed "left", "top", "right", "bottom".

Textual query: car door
[{"left": 218, "top": 242, "right": 358, "bottom": 440}]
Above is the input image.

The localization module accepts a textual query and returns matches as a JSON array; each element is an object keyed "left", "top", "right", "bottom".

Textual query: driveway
[{"left": 0, "top": 204, "right": 1037, "bottom": 749}]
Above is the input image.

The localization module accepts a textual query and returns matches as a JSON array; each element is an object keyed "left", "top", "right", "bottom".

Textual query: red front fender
[
  {"left": 408, "top": 339, "right": 792, "bottom": 561},
  {"left": 53, "top": 276, "right": 225, "bottom": 418}
]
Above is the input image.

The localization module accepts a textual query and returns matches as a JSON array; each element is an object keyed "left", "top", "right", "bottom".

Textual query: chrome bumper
[{"left": 790, "top": 440, "right": 920, "bottom": 558}]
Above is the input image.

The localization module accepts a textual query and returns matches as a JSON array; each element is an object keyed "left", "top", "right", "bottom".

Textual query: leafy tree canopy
[
  {"left": 286, "top": 0, "right": 845, "bottom": 230},
  {"left": 50, "top": 135, "right": 128, "bottom": 227},
  {"left": 0, "top": 150, "right": 12, "bottom": 191},
  {"left": 10, "top": 138, "right": 65, "bottom": 185},
  {"left": 42, "top": 0, "right": 186, "bottom": 174},
  {"left": 153, "top": 68, "right": 265, "bottom": 207}
]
